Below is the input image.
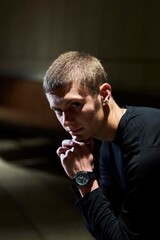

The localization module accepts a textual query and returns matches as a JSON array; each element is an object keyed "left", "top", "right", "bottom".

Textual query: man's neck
[{"left": 101, "top": 99, "right": 126, "bottom": 141}]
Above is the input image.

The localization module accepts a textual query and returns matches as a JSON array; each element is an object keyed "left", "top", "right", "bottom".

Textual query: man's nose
[{"left": 62, "top": 111, "right": 74, "bottom": 127}]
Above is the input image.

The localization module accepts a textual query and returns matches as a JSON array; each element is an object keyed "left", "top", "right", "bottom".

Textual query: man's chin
[
  {"left": 72, "top": 135, "right": 83, "bottom": 141},
  {"left": 71, "top": 135, "right": 90, "bottom": 142}
]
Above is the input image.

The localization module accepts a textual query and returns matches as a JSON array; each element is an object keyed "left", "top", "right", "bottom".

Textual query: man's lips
[{"left": 68, "top": 128, "right": 82, "bottom": 135}]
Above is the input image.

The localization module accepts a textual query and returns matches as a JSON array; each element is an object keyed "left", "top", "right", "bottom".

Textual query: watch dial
[{"left": 75, "top": 172, "right": 89, "bottom": 186}]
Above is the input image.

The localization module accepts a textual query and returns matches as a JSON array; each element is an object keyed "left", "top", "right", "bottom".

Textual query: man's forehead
[
  {"left": 52, "top": 82, "right": 90, "bottom": 98},
  {"left": 46, "top": 91, "right": 84, "bottom": 109}
]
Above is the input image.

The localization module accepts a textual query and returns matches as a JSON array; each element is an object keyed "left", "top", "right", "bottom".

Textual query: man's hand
[{"left": 56, "top": 139, "right": 94, "bottom": 178}]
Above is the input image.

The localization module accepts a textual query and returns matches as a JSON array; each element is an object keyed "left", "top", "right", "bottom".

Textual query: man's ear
[{"left": 99, "top": 83, "right": 112, "bottom": 104}]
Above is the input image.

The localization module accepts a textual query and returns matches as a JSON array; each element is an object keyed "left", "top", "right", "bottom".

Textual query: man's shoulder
[
  {"left": 124, "top": 105, "right": 160, "bottom": 124},
  {"left": 126, "top": 105, "right": 160, "bottom": 114}
]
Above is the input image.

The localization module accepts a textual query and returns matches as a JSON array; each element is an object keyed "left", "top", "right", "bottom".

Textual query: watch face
[{"left": 75, "top": 171, "right": 89, "bottom": 186}]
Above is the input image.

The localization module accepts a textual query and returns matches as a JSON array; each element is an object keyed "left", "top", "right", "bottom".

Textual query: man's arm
[{"left": 56, "top": 139, "right": 127, "bottom": 239}]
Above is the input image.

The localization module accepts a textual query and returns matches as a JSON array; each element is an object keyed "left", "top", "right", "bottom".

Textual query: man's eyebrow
[
  {"left": 50, "top": 106, "right": 58, "bottom": 110},
  {"left": 61, "top": 97, "right": 83, "bottom": 105},
  {"left": 66, "top": 98, "right": 83, "bottom": 103},
  {"left": 50, "top": 98, "right": 83, "bottom": 110}
]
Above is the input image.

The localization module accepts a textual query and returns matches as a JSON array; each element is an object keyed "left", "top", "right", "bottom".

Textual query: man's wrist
[
  {"left": 79, "top": 179, "right": 99, "bottom": 197},
  {"left": 72, "top": 171, "right": 95, "bottom": 188}
]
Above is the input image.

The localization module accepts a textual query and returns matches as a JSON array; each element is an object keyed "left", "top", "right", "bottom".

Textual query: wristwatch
[{"left": 73, "top": 171, "right": 95, "bottom": 188}]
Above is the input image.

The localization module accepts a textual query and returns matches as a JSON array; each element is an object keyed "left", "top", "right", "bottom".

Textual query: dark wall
[{"left": 0, "top": 0, "right": 160, "bottom": 103}]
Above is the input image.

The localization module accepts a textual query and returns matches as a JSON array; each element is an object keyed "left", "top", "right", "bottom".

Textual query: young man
[{"left": 43, "top": 51, "right": 160, "bottom": 239}]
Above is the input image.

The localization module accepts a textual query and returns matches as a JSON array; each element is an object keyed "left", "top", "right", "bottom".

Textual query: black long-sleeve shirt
[{"left": 74, "top": 106, "right": 160, "bottom": 239}]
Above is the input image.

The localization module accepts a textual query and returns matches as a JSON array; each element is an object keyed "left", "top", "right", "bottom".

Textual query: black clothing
[{"left": 74, "top": 106, "right": 160, "bottom": 239}]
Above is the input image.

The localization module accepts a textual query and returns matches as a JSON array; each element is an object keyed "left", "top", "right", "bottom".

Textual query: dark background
[{"left": 0, "top": 1, "right": 159, "bottom": 239}]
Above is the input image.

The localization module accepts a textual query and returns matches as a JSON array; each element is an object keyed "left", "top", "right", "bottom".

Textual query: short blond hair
[{"left": 43, "top": 51, "right": 108, "bottom": 95}]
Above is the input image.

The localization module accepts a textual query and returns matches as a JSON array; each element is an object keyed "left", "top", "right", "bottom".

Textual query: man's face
[{"left": 46, "top": 83, "right": 106, "bottom": 141}]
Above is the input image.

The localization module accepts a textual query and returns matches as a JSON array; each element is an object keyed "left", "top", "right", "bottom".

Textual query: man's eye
[
  {"left": 55, "top": 108, "right": 62, "bottom": 115},
  {"left": 71, "top": 102, "right": 81, "bottom": 108}
]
